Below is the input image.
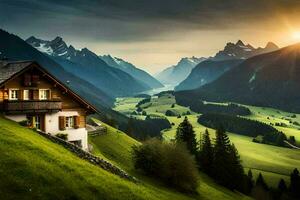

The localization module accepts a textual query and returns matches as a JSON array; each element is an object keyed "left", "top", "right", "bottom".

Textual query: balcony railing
[{"left": 2, "top": 100, "right": 62, "bottom": 113}]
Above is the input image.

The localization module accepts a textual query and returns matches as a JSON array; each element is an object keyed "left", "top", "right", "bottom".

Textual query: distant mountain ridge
[
  {"left": 155, "top": 57, "right": 206, "bottom": 86},
  {"left": 100, "top": 55, "right": 163, "bottom": 88},
  {"left": 175, "top": 59, "right": 243, "bottom": 91},
  {"left": 175, "top": 40, "right": 279, "bottom": 91},
  {"left": 175, "top": 43, "right": 300, "bottom": 113},
  {"left": 26, "top": 36, "right": 150, "bottom": 97},
  {"left": 212, "top": 40, "right": 279, "bottom": 61}
]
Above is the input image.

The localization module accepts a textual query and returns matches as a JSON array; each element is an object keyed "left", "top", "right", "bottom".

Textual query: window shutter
[
  {"left": 19, "top": 90, "right": 24, "bottom": 100},
  {"left": 59, "top": 116, "right": 66, "bottom": 130},
  {"left": 33, "top": 90, "right": 39, "bottom": 100},
  {"left": 73, "top": 116, "right": 80, "bottom": 129}
]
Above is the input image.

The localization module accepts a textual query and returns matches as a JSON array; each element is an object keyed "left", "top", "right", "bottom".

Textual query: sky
[{"left": 1, "top": 0, "right": 300, "bottom": 74}]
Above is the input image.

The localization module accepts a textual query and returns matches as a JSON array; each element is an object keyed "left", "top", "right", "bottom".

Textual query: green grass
[
  {"left": 114, "top": 95, "right": 193, "bottom": 119},
  {"left": 89, "top": 118, "right": 251, "bottom": 200},
  {"left": 114, "top": 97, "right": 143, "bottom": 114},
  {"left": 89, "top": 118, "right": 140, "bottom": 170},
  {"left": 114, "top": 95, "right": 300, "bottom": 188},
  {"left": 0, "top": 116, "right": 251, "bottom": 200},
  {"left": 243, "top": 105, "right": 300, "bottom": 145},
  {"left": 0, "top": 116, "right": 192, "bottom": 200},
  {"left": 163, "top": 116, "right": 300, "bottom": 187}
]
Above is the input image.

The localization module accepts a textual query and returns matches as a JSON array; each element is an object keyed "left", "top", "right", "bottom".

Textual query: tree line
[
  {"left": 176, "top": 94, "right": 251, "bottom": 116},
  {"left": 198, "top": 113, "right": 288, "bottom": 147}
]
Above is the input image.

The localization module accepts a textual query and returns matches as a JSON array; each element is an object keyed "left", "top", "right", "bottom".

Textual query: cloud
[
  {"left": 2, "top": 0, "right": 300, "bottom": 42},
  {"left": 1, "top": 0, "right": 300, "bottom": 73}
]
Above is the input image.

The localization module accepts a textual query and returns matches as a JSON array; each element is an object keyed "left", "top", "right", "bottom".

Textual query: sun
[{"left": 292, "top": 31, "right": 300, "bottom": 40}]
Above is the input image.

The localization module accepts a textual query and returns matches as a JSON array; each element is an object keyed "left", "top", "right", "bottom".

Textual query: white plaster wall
[
  {"left": 45, "top": 111, "right": 88, "bottom": 150},
  {"left": 4, "top": 111, "right": 88, "bottom": 150},
  {"left": 5, "top": 114, "right": 27, "bottom": 122}
]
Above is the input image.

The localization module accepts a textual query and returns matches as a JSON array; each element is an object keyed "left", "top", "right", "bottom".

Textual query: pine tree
[
  {"left": 213, "top": 126, "right": 233, "bottom": 189},
  {"left": 277, "top": 179, "right": 287, "bottom": 193},
  {"left": 248, "top": 169, "right": 254, "bottom": 185},
  {"left": 175, "top": 116, "right": 197, "bottom": 155},
  {"left": 290, "top": 168, "right": 300, "bottom": 197},
  {"left": 245, "top": 169, "right": 254, "bottom": 194},
  {"left": 229, "top": 143, "right": 245, "bottom": 191},
  {"left": 198, "top": 129, "right": 213, "bottom": 175},
  {"left": 256, "top": 173, "right": 269, "bottom": 191}
]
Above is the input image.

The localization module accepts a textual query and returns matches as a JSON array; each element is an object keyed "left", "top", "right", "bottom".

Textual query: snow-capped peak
[
  {"left": 26, "top": 36, "right": 70, "bottom": 58},
  {"left": 213, "top": 40, "right": 279, "bottom": 61}
]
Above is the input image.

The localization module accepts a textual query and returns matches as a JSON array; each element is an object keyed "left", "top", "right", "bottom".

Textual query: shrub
[
  {"left": 293, "top": 121, "right": 300, "bottom": 126},
  {"left": 291, "top": 114, "right": 297, "bottom": 118},
  {"left": 275, "top": 122, "right": 288, "bottom": 127},
  {"left": 171, "top": 103, "right": 175, "bottom": 108},
  {"left": 142, "top": 111, "right": 147, "bottom": 116},
  {"left": 136, "top": 98, "right": 151, "bottom": 108},
  {"left": 252, "top": 135, "right": 264, "bottom": 143},
  {"left": 136, "top": 107, "right": 143, "bottom": 112},
  {"left": 165, "top": 110, "right": 177, "bottom": 116},
  {"left": 131, "top": 111, "right": 138, "bottom": 115},
  {"left": 56, "top": 133, "right": 68, "bottom": 140},
  {"left": 132, "top": 139, "right": 198, "bottom": 192},
  {"left": 18, "top": 120, "right": 29, "bottom": 126}
]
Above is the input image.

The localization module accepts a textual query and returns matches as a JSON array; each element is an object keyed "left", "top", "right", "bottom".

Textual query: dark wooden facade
[{"left": 0, "top": 62, "right": 97, "bottom": 131}]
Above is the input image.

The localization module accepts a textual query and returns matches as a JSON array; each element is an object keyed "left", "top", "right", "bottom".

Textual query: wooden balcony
[{"left": 2, "top": 100, "right": 62, "bottom": 113}]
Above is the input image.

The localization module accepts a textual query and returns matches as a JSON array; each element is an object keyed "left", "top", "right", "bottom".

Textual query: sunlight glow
[{"left": 292, "top": 31, "right": 300, "bottom": 40}]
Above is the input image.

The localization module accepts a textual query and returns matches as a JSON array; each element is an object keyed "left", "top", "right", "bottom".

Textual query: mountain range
[
  {"left": 212, "top": 40, "right": 279, "bottom": 61},
  {"left": 155, "top": 57, "right": 206, "bottom": 86},
  {"left": 175, "top": 43, "right": 300, "bottom": 113},
  {"left": 174, "top": 40, "right": 279, "bottom": 91},
  {"left": 26, "top": 36, "right": 158, "bottom": 97},
  {"left": 99, "top": 55, "right": 163, "bottom": 88}
]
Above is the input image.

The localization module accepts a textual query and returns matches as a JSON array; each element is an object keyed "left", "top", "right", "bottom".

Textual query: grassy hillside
[
  {"left": 89, "top": 119, "right": 251, "bottom": 200},
  {"left": 0, "top": 116, "right": 192, "bottom": 200},
  {"left": 0, "top": 116, "right": 250, "bottom": 200},
  {"left": 113, "top": 95, "right": 300, "bottom": 187}
]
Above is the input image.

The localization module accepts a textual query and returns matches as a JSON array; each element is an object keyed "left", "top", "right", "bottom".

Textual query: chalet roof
[
  {"left": 0, "top": 60, "right": 98, "bottom": 113},
  {"left": 0, "top": 61, "right": 33, "bottom": 84}
]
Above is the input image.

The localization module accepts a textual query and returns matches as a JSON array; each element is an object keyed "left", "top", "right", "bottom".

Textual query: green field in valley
[{"left": 113, "top": 94, "right": 300, "bottom": 187}]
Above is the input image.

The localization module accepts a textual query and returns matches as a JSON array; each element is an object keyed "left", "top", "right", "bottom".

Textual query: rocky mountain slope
[
  {"left": 26, "top": 36, "right": 150, "bottom": 97},
  {"left": 213, "top": 40, "right": 279, "bottom": 61},
  {"left": 100, "top": 54, "right": 163, "bottom": 88},
  {"left": 175, "top": 59, "right": 243, "bottom": 91}
]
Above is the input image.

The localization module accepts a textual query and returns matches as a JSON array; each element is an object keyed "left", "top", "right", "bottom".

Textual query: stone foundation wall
[{"left": 37, "top": 131, "right": 138, "bottom": 183}]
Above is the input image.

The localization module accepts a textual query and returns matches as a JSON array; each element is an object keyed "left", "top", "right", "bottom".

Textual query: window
[
  {"left": 35, "top": 116, "right": 41, "bottom": 130},
  {"left": 65, "top": 117, "right": 74, "bottom": 128},
  {"left": 23, "top": 90, "right": 29, "bottom": 100},
  {"left": 9, "top": 89, "right": 19, "bottom": 100},
  {"left": 39, "top": 89, "right": 50, "bottom": 100}
]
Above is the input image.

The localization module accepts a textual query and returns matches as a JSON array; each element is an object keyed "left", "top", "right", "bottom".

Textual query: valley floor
[{"left": 114, "top": 94, "right": 300, "bottom": 187}]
